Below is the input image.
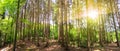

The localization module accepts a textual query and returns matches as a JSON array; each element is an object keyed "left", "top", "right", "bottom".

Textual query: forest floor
[{"left": 0, "top": 40, "right": 120, "bottom": 51}]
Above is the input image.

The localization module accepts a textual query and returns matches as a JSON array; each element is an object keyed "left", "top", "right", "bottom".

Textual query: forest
[{"left": 0, "top": 0, "right": 120, "bottom": 51}]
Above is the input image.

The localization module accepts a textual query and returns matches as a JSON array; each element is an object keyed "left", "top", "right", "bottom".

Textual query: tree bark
[{"left": 13, "top": 0, "right": 20, "bottom": 51}]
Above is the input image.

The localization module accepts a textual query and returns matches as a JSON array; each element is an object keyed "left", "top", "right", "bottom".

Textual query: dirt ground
[{"left": 0, "top": 40, "right": 120, "bottom": 51}]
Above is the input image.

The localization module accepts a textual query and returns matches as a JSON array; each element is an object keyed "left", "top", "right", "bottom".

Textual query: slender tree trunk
[
  {"left": 13, "top": 0, "right": 20, "bottom": 51},
  {"left": 64, "top": 0, "right": 69, "bottom": 50},
  {"left": 86, "top": 0, "right": 91, "bottom": 51},
  {"left": 58, "top": 0, "right": 64, "bottom": 47},
  {"left": 36, "top": 0, "right": 40, "bottom": 46},
  {"left": 22, "top": 2, "right": 27, "bottom": 41},
  {"left": 110, "top": 0, "right": 120, "bottom": 47}
]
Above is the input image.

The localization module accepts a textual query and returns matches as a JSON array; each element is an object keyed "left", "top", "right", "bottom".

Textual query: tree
[
  {"left": 86, "top": 0, "right": 91, "bottom": 50},
  {"left": 110, "top": 0, "right": 120, "bottom": 47},
  {"left": 13, "top": 0, "right": 20, "bottom": 51},
  {"left": 58, "top": 0, "right": 65, "bottom": 47}
]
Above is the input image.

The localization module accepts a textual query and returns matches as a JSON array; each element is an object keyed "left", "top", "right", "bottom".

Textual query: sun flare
[
  {"left": 88, "top": 10, "right": 98, "bottom": 19},
  {"left": 83, "top": 9, "right": 99, "bottom": 19}
]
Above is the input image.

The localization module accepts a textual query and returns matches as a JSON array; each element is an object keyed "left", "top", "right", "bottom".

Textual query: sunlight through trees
[{"left": 0, "top": 0, "right": 120, "bottom": 51}]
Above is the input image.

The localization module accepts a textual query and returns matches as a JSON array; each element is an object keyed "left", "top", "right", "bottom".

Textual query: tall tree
[
  {"left": 110, "top": 0, "right": 120, "bottom": 47},
  {"left": 13, "top": 0, "right": 20, "bottom": 51},
  {"left": 86, "top": 0, "right": 91, "bottom": 50},
  {"left": 58, "top": 0, "right": 64, "bottom": 47}
]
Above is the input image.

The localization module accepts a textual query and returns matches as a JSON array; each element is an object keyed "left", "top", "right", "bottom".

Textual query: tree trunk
[
  {"left": 13, "top": 0, "right": 20, "bottom": 51},
  {"left": 86, "top": 0, "right": 91, "bottom": 51},
  {"left": 110, "top": 0, "right": 120, "bottom": 47},
  {"left": 58, "top": 0, "right": 64, "bottom": 47}
]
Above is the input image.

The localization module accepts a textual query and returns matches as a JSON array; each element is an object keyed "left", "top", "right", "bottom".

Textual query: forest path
[{"left": 0, "top": 40, "right": 120, "bottom": 51}]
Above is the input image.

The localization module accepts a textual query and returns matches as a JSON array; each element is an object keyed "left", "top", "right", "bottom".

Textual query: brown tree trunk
[
  {"left": 86, "top": 0, "right": 91, "bottom": 51},
  {"left": 13, "top": 0, "right": 20, "bottom": 51},
  {"left": 58, "top": 0, "right": 64, "bottom": 47},
  {"left": 110, "top": 0, "right": 120, "bottom": 47}
]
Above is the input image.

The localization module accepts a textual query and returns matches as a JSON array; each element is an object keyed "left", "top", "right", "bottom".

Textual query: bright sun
[{"left": 83, "top": 9, "right": 98, "bottom": 19}]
